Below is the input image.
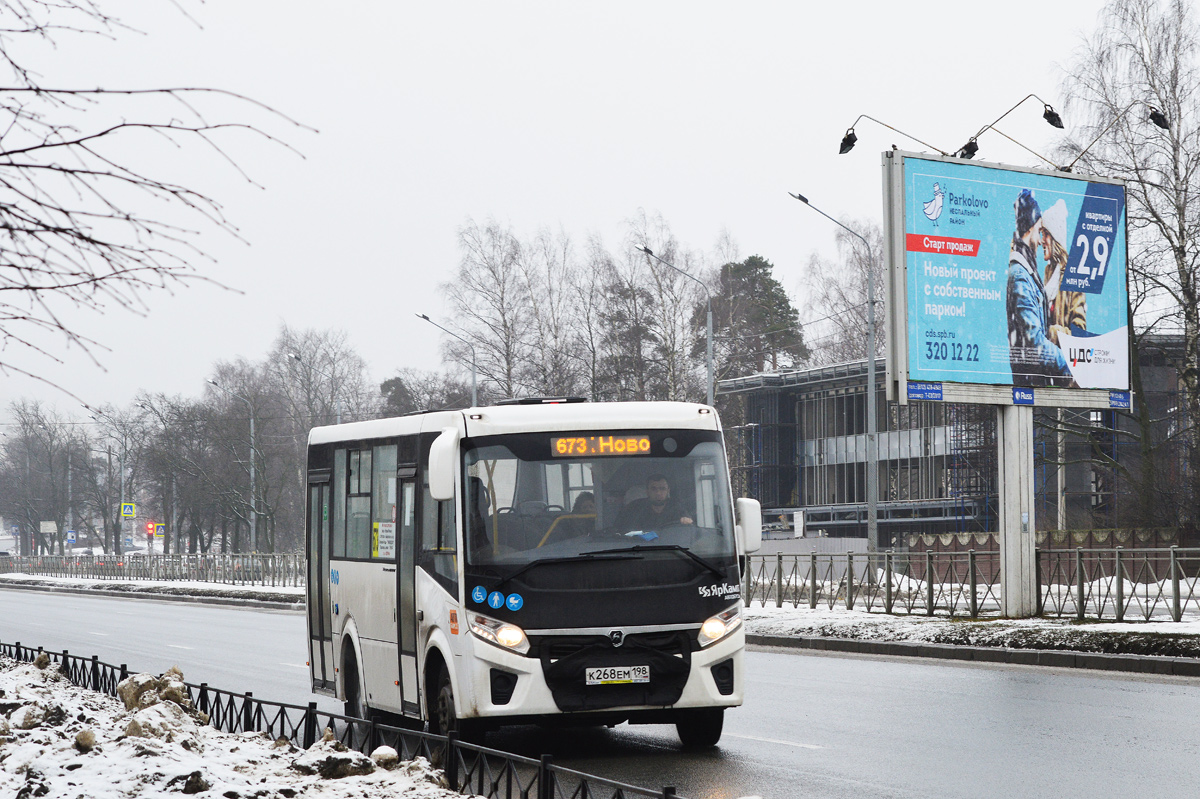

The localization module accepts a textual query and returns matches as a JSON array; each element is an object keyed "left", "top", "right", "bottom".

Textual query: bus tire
[
  {"left": 676, "top": 708, "right": 723, "bottom": 749},
  {"left": 431, "top": 667, "right": 484, "bottom": 743},
  {"left": 342, "top": 645, "right": 367, "bottom": 719}
]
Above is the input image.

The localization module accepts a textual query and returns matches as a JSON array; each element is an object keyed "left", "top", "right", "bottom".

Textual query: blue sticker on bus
[
  {"left": 487, "top": 591, "right": 505, "bottom": 610},
  {"left": 506, "top": 593, "right": 524, "bottom": 611},
  {"left": 471, "top": 585, "right": 487, "bottom": 604}
]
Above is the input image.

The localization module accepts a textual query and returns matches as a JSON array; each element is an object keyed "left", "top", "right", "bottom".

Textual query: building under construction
[{"left": 717, "top": 336, "right": 1186, "bottom": 547}]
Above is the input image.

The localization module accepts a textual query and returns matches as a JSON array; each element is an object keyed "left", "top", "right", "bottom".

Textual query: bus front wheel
[
  {"left": 431, "top": 669, "right": 484, "bottom": 743},
  {"left": 675, "top": 708, "right": 723, "bottom": 749}
]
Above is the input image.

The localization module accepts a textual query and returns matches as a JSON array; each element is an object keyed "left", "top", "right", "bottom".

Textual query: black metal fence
[
  {"left": 0, "top": 553, "right": 304, "bottom": 588},
  {"left": 745, "top": 547, "right": 1200, "bottom": 621},
  {"left": 2, "top": 640, "right": 681, "bottom": 799}
]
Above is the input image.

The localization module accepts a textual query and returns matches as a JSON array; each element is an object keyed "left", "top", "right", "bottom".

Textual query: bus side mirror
[
  {"left": 428, "top": 427, "right": 460, "bottom": 501},
  {"left": 735, "top": 497, "right": 762, "bottom": 554}
]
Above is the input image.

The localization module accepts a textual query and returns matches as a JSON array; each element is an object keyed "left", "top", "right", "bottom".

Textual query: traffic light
[{"left": 146, "top": 521, "right": 154, "bottom": 534}]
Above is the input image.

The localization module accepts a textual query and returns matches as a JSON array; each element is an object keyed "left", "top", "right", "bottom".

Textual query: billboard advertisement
[{"left": 896, "top": 155, "right": 1128, "bottom": 391}]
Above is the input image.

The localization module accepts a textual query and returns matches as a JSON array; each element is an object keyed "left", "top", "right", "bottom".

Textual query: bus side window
[
  {"left": 333, "top": 448, "right": 348, "bottom": 558},
  {"left": 420, "top": 474, "right": 459, "bottom": 596}
]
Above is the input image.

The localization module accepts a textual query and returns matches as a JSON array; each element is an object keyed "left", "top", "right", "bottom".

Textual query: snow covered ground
[
  {"left": 0, "top": 653, "right": 470, "bottom": 799},
  {"left": 744, "top": 604, "right": 1200, "bottom": 657}
]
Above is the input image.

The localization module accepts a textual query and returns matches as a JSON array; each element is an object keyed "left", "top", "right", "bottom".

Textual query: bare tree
[
  {"left": 802, "top": 220, "right": 885, "bottom": 366},
  {"left": 0, "top": 1, "right": 304, "bottom": 393},
  {"left": 1060, "top": 0, "right": 1200, "bottom": 520},
  {"left": 443, "top": 220, "right": 531, "bottom": 399},
  {"left": 518, "top": 228, "right": 583, "bottom": 397}
]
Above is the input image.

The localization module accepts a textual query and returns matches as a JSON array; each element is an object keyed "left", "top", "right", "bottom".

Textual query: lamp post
[
  {"left": 88, "top": 408, "right": 130, "bottom": 556},
  {"left": 789, "top": 192, "right": 879, "bottom": 552},
  {"left": 137, "top": 401, "right": 181, "bottom": 554},
  {"left": 207, "top": 380, "right": 257, "bottom": 552},
  {"left": 637, "top": 246, "right": 714, "bottom": 407},
  {"left": 286, "top": 352, "right": 343, "bottom": 424},
  {"left": 416, "top": 314, "right": 478, "bottom": 407},
  {"left": 88, "top": 447, "right": 125, "bottom": 556}
]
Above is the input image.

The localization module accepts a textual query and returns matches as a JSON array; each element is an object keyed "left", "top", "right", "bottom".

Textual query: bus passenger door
[
  {"left": 396, "top": 470, "right": 420, "bottom": 715},
  {"left": 306, "top": 473, "right": 335, "bottom": 694}
]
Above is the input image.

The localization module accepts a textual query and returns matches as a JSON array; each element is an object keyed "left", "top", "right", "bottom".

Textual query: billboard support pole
[{"left": 997, "top": 404, "right": 1037, "bottom": 617}]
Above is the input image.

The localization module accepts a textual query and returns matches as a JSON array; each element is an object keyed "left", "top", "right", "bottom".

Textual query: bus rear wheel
[
  {"left": 675, "top": 708, "right": 724, "bottom": 749},
  {"left": 342, "top": 647, "right": 367, "bottom": 719}
]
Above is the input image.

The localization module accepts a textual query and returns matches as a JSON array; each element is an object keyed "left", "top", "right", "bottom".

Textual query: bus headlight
[
  {"left": 698, "top": 605, "right": 742, "bottom": 647},
  {"left": 469, "top": 613, "right": 530, "bottom": 655}
]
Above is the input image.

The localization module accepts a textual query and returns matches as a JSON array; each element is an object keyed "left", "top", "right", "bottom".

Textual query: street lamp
[
  {"left": 1061, "top": 99, "right": 1171, "bottom": 172},
  {"left": 416, "top": 314, "right": 477, "bottom": 407},
  {"left": 637, "top": 246, "right": 714, "bottom": 407},
  {"left": 837, "top": 114, "right": 951, "bottom": 157},
  {"left": 207, "top": 380, "right": 257, "bottom": 552},
  {"left": 789, "top": 192, "right": 879, "bottom": 552},
  {"left": 286, "top": 353, "right": 343, "bottom": 424},
  {"left": 955, "top": 93, "right": 1067, "bottom": 166},
  {"left": 87, "top": 407, "right": 135, "bottom": 556}
]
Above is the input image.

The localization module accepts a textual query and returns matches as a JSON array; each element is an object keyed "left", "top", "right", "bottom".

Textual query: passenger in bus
[
  {"left": 615, "top": 474, "right": 693, "bottom": 533},
  {"left": 571, "top": 492, "right": 597, "bottom": 517}
]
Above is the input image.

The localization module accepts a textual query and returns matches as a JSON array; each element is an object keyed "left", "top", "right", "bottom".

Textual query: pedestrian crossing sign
[
  {"left": 121, "top": 503, "right": 136, "bottom": 518},
  {"left": 154, "top": 524, "right": 165, "bottom": 539}
]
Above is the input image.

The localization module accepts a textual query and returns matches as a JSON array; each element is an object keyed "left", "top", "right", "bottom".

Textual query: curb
[
  {"left": 0, "top": 580, "right": 305, "bottom": 612},
  {"left": 745, "top": 633, "right": 1200, "bottom": 678}
]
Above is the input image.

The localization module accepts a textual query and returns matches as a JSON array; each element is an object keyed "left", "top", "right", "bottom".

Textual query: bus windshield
[{"left": 463, "top": 430, "right": 737, "bottom": 570}]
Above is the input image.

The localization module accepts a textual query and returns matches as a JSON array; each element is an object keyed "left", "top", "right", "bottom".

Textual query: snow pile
[
  {"left": 0, "top": 655, "right": 471, "bottom": 798},
  {"left": 745, "top": 604, "right": 1200, "bottom": 657},
  {"left": 0, "top": 573, "right": 304, "bottom": 605}
]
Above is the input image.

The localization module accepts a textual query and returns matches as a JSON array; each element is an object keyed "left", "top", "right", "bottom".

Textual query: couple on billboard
[{"left": 1006, "top": 188, "right": 1085, "bottom": 387}]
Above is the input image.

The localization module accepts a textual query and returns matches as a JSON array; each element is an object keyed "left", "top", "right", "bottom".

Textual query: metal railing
[
  {"left": 744, "top": 550, "right": 1002, "bottom": 617},
  {"left": 2, "top": 640, "right": 682, "bottom": 799},
  {"left": 745, "top": 547, "right": 1200, "bottom": 622},
  {"left": 0, "top": 553, "right": 305, "bottom": 588}
]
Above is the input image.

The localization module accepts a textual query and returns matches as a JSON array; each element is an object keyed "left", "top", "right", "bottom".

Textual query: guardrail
[
  {"left": 2, "top": 640, "right": 683, "bottom": 799},
  {"left": 0, "top": 553, "right": 305, "bottom": 588},
  {"left": 745, "top": 547, "right": 1200, "bottom": 622}
]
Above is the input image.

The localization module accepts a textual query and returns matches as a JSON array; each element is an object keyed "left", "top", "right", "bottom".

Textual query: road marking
[
  {"left": 726, "top": 732, "right": 823, "bottom": 750},
  {"left": 167, "top": 645, "right": 192, "bottom": 650},
  {"left": 89, "top": 632, "right": 108, "bottom": 636},
  {"left": 282, "top": 663, "right": 308, "bottom": 669}
]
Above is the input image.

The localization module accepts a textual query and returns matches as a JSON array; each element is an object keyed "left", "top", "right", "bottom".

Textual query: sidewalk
[{"left": 4, "top": 572, "right": 1200, "bottom": 676}]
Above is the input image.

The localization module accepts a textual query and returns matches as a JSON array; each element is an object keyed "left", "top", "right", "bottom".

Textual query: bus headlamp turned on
[
  {"left": 469, "top": 613, "right": 530, "bottom": 655},
  {"left": 698, "top": 605, "right": 742, "bottom": 647}
]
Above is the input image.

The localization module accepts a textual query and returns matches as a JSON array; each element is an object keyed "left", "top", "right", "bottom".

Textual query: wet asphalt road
[{"left": 2, "top": 589, "right": 1200, "bottom": 799}]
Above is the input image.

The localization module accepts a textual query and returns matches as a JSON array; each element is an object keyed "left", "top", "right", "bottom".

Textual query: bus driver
[{"left": 615, "top": 474, "right": 694, "bottom": 532}]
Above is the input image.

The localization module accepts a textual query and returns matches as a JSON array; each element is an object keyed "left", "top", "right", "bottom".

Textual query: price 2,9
[{"left": 925, "top": 341, "right": 979, "bottom": 362}]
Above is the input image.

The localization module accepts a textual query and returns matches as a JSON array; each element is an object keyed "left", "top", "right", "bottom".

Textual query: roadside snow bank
[
  {"left": 745, "top": 605, "right": 1200, "bottom": 658},
  {"left": 0, "top": 655, "right": 469, "bottom": 798}
]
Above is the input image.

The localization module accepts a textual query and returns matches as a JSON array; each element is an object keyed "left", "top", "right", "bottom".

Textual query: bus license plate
[{"left": 586, "top": 665, "right": 650, "bottom": 685}]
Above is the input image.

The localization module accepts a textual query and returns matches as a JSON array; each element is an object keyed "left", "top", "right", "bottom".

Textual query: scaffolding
[{"left": 948, "top": 403, "right": 996, "bottom": 534}]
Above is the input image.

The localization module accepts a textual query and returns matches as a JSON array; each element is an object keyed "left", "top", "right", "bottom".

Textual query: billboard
[{"left": 884, "top": 153, "right": 1129, "bottom": 403}]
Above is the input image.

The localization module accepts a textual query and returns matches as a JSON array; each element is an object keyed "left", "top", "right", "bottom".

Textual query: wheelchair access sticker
[{"left": 471, "top": 585, "right": 487, "bottom": 604}]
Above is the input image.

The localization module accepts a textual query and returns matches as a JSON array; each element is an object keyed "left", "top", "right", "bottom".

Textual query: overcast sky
[{"left": 0, "top": 0, "right": 1109, "bottom": 423}]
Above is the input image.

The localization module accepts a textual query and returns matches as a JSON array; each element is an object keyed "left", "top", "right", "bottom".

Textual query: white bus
[{"left": 305, "top": 399, "right": 761, "bottom": 747}]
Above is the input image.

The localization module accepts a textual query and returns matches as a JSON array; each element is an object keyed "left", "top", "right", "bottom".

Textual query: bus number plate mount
[{"left": 586, "top": 665, "right": 650, "bottom": 685}]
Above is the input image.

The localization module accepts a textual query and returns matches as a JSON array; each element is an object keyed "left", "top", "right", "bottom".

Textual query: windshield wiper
[
  {"left": 581, "top": 544, "right": 727, "bottom": 579},
  {"left": 492, "top": 551, "right": 643, "bottom": 591}
]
